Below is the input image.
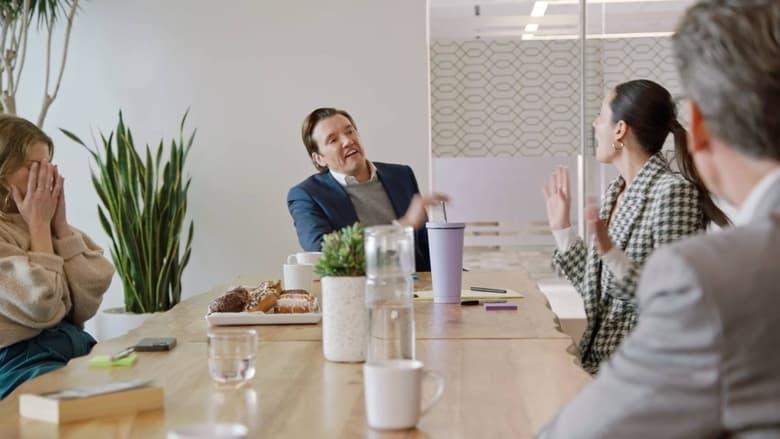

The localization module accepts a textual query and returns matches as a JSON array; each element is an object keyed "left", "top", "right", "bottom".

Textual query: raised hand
[
  {"left": 400, "top": 193, "right": 450, "bottom": 229},
  {"left": 586, "top": 202, "right": 614, "bottom": 254},
  {"left": 542, "top": 166, "right": 571, "bottom": 230},
  {"left": 11, "top": 162, "right": 59, "bottom": 229}
]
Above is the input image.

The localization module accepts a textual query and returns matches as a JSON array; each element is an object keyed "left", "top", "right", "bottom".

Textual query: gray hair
[{"left": 672, "top": 0, "right": 780, "bottom": 161}]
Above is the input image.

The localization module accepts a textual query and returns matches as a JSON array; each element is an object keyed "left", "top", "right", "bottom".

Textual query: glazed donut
[
  {"left": 244, "top": 281, "right": 282, "bottom": 312},
  {"left": 274, "top": 289, "right": 318, "bottom": 313}
]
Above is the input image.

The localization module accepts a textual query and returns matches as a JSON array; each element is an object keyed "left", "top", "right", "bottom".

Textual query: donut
[
  {"left": 244, "top": 281, "right": 282, "bottom": 313},
  {"left": 274, "top": 289, "right": 318, "bottom": 313},
  {"left": 208, "top": 286, "right": 250, "bottom": 314}
]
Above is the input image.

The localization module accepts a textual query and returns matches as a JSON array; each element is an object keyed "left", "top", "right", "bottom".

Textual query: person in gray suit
[{"left": 539, "top": 0, "right": 780, "bottom": 437}]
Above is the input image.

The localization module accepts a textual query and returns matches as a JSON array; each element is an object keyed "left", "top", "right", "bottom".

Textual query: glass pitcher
[{"left": 364, "top": 225, "right": 416, "bottom": 362}]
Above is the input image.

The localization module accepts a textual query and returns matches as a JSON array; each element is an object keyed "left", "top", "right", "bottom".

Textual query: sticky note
[
  {"left": 88, "top": 353, "right": 138, "bottom": 368},
  {"left": 484, "top": 302, "right": 518, "bottom": 311}
]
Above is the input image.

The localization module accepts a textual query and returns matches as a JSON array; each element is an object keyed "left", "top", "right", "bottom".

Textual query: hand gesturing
[
  {"left": 586, "top": 202, "right": 614, "bottom": 255},
  {"left": 542, "top": 166, "right": 571, "bottom": 231}
]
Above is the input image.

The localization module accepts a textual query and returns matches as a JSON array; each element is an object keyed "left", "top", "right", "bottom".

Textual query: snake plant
[{"left": 61, "top": 111, "right": 195, "bottom": 313}]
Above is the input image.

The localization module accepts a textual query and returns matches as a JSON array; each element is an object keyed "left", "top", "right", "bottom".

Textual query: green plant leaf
[
  {"left": 61, "top": 109, "right": 196, "bottom": 313},
  {"left": 314, "top": 222, "right": 366, "bottom": 277}
]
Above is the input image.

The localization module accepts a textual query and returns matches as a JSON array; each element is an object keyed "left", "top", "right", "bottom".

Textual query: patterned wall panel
[
  {"left": 431, "top": 37, "right": 679, "bottom": 158},
  {"left": 601, "top": 38, "right": 681, "bottom": 95}
]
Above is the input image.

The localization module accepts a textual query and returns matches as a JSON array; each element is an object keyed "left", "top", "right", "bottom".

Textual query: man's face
[{"left": 311, "top": 114, "right": 367, "bottom": 175}]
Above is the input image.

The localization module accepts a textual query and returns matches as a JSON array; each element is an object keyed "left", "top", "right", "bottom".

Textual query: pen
[
  {"left": 109, "top": 347, "right": 135, "bottom": 362},
  {"left": 461, "top": 299, "right": 507, "bottom": 306},
  {"left": 470, "top": 286, "right": 507, "bottom": 294}
]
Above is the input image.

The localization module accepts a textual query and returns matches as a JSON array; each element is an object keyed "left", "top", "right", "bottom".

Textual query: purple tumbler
[{"left": 426, "top": 222, "right": 465, "bottom": 304}]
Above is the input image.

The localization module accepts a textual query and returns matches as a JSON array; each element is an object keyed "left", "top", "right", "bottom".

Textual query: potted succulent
[
  {"left": 315, "top": 223, "right": 367, "bottom": 362},
  {"left": 61, "top": 111, "right": 194, "bottom": 339}
]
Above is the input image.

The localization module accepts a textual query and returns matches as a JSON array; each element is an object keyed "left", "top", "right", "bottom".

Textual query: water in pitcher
[{"left": 366, "top": 274, "right": 415, "bottom": 362}]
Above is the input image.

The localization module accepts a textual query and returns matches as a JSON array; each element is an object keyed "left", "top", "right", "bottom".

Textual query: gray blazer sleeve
[{"left": 538, "top": 246, "right": 722, "bottom": 438}]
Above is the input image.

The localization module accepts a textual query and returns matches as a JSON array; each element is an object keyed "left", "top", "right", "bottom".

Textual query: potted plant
[
  {"left": 315, "top": 223, "right": 367, "bottom": 362},
  {"left": 61, "top": 111, "right": 194, "bottom": 338}
]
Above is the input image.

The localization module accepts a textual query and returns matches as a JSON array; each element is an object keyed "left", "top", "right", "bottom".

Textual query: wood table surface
[
  {"left": 136, "top": 271, "right": 570, "bottom": 343},
  {"left": 0, "top": 271, "right": 590, "bottom": 438}
]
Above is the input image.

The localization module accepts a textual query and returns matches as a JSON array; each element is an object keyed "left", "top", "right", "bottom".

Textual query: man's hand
[{"left": 399, "top": 193, "right": 450, "bottom": 229}]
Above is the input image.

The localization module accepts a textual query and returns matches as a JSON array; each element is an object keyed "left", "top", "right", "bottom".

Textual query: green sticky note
[{"left": 89, "top": 353, "right": 138, "bottom": 368}]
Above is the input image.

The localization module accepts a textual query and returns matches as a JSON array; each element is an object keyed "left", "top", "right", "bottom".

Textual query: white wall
[{"left": 14, "top": 0, "right": 431, "bottom": 337}]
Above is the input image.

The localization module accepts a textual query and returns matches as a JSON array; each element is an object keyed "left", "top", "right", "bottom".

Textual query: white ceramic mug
[
  {"left": 287, "top": 252, "right": 322, "bottom": 266},
  {"left": 283, "top": 263, "right": 314, "bottom": 292},
  {"left": 363, "top": 360, "right": 445, "bottom": 430}
]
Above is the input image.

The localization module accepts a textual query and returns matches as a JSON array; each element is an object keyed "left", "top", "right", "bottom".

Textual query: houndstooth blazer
[{"left": 552, "top": 153, "right": 705, "bottom": 374}]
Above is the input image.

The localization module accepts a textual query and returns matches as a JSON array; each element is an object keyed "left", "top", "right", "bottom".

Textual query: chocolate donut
[{"left": 208, "top": 286, "right": 250, "bottom": 314}]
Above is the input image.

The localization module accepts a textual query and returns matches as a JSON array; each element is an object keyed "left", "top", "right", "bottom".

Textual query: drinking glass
[{"left": 208, "top": 329, "right": 257, "bottom": 385}]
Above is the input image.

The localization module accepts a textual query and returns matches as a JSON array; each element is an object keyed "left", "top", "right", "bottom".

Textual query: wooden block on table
[{"left": 19, "top": 385, "right": 164, "bottom": 424}]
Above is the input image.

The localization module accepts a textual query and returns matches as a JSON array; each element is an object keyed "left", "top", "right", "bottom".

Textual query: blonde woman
[{"left": 0, "top": 116, "right": 114, "bottom": 398}]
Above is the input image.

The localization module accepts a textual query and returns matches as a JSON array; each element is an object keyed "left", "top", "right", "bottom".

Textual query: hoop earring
[{"left": 611, "top": 141, "right": 624, "bottom": 150}]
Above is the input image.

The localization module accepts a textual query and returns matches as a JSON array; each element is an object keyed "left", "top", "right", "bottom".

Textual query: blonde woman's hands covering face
[
  {"left": 12, "top": 161, "right": 60, "bottom": 229},
  {"left": 51, "top": 165, "right": 72, "bottom": 238}
]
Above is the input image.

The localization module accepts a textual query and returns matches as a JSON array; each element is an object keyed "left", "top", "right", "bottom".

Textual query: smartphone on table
[{"left": 134, "top": 337, "right": 177, "bottom": 352}]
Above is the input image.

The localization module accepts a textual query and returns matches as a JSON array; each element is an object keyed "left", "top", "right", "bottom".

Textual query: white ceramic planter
[
  {"left": 321, "top": 276, "right": 367, "bottom": 362},
  {"left": 96, "top": 307, "right": 157, "bottom": 341}
]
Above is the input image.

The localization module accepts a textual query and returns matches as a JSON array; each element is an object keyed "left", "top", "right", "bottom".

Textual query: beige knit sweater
[{"left": 0, "top": 214, "right": 114, "bottom": 348}]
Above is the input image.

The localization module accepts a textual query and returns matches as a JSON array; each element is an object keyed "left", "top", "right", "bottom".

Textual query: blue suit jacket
[{"left": 287, "top": 162, "right": 430, "bottom": 272}]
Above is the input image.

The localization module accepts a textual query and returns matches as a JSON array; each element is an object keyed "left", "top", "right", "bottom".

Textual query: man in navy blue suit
[{"left": 287, "top": 108, "right": 447, "bottom": 272}]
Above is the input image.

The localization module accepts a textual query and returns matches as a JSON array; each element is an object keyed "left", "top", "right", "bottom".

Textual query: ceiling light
[
  {"left": 522, "top": 33, "right": 535, "bottom": 40},
  {"left": 524, "top": 23, "right": 539, "bottom": 32},
  {"left": 530, "top": 1, "right": 548, "bottom": 17}
]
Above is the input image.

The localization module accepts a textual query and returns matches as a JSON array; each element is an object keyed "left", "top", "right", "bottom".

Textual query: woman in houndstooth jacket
[{"left": 543, "top": 80, "right": 730, "bottom": 375}]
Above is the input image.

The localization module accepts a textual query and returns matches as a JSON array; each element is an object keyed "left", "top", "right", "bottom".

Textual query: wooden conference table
[{"left": 0, "top": 271, "right": 591, "bottom": 438}]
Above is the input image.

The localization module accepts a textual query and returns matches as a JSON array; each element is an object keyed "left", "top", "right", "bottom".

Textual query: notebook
[{"left": 19, "top": 379, "right": 164, "bottom": 423}]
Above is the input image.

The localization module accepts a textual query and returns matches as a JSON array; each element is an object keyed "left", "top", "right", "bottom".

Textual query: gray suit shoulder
[
  {"left": 642, "top": 216, "right": 780, "bottom": 426},
  {"left": 663, "top": 218, "right": 777, "bottom": 280}
]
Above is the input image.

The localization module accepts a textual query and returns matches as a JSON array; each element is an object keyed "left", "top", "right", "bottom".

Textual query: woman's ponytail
[{"left": 671, "top": 120, "right": 731, "bottom": 227}]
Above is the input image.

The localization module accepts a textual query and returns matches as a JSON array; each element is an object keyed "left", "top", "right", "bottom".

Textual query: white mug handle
[
  {"left": 420, "top": 370, "right": 445, "bottom": 417},
  {"left": 287, "top": 254, "right": 298, "bottom": 264}
]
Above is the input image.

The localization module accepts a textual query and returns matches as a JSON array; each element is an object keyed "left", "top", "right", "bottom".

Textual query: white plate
[{"left": 205, "top": 311, "right": 322, "bottom": 326}]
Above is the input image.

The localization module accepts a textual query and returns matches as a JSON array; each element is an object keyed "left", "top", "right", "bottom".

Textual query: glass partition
[{"left": 428, "top": 0, "right": 695, "bottom": 258}]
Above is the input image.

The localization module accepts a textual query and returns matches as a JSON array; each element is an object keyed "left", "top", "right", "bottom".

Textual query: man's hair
[
  {"left": 672, "top": 0, "right": 780, "bottom": 161},
  {"left": 301, "top": 107, "right": 357, "bottom": 171}
]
